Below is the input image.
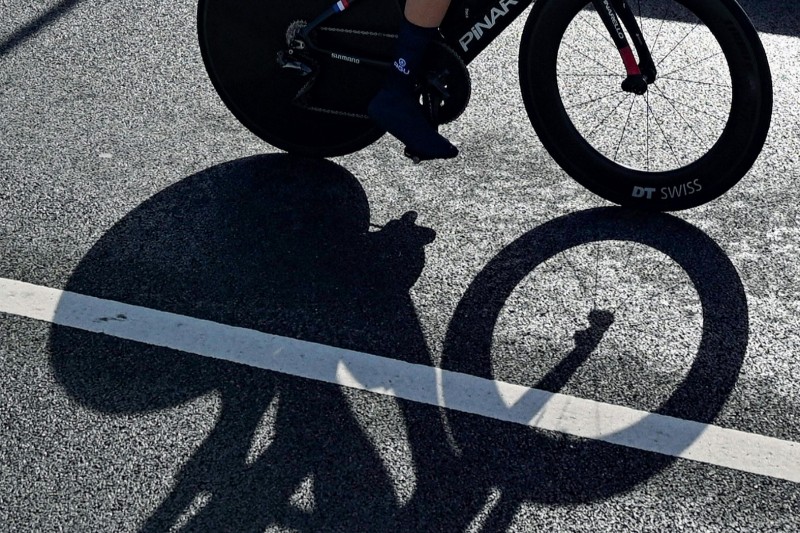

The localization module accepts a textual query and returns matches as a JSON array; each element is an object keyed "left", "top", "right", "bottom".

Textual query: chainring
[{"left": 421, "top": 41, "right": 472, "bottom": 125}]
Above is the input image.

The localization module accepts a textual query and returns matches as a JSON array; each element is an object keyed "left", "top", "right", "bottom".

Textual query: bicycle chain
[
  {"left": 291, "top": 23, "right": 396, "bottom": 120},
  {"left": 318, "top": 26, "right": 397, "bottom": 40}
]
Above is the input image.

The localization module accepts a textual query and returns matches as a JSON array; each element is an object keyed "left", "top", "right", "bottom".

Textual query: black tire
[
  {"left": 197, "top": 0, "right": 399, "bottom": 157},
  {"left": 519, "top": 0, "right": 772, "bottom": 210}
]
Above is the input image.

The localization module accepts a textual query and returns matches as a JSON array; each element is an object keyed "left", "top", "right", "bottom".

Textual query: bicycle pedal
[{"left": 403, "top": 148, "right": 422, "bottom": 164}]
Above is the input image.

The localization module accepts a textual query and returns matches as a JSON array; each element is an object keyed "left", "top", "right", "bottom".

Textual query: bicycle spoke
[
  {"left": 560, "top": 40, "right": 619, "bottom": 75},
  {"left": 583, "top": 93, "right": 630, "bottom": 142},
  {"left": 611, "top": 245, "right": 653, "bottom": 315},
  {"left": 611, "top": 322, "right": 696, "bottom": 355},
  {"left": 560, "top": 73, "right": 620, "bottom": 78},
  {"left": 563, "top": 89, "right": 625, "bottom": 110},
  {"left": 644, "top": 95, "right": 682, "bottom": 166},
  {"left": 656, "top": 22, "right": 700, "bottom": 68},
  {"left": 658, "top": 76, "right": 731, "bottom": 90},
  {"left": 622, "top": 286, "right": 699, "bottom": 330},
  {"left": 651, "top": 83, "right": 728, "bottom": 148},
  {"left": 658, "top": 51, "right": 727, "bottom": 80},
  {"left": 603, "top": 254, "right": 646, "bottom": 318},
  {"left": 646, "top": 1, "right": 674, "bottom": 59},
  {"left": 613, "top": 97, "right": 637, "bottom": 163},
  {"left": 561, "top": 248, "right": 596, "bottom": 305},
  {"left": 579, "top": 9, "right": 616, "bottom": 48},
  {"left": 651, "top": 83, "right": 729, "bottom": 123},
  {"left": 650, "top": 84, "right": 708, "bottom": 148},
  {"left": 608, "top": 247, "right": 674, "bottom": 317}
]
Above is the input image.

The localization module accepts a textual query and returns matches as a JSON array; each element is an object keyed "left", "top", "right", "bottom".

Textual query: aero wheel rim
[{"left": 556, "top": 1, "right": 734, "bottom": 173}]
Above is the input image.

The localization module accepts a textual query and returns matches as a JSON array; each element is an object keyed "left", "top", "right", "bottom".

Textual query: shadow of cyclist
[
  {"left": 48, "top": 154, "right": 463, "bottom": 532},
  {"left": 47, "top": 154, "right": 750, "bottom": 530}
]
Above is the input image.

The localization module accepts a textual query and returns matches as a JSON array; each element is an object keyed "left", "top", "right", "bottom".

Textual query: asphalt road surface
[{"left": 1, "top": 0, "right": 799, "bottom": 531}]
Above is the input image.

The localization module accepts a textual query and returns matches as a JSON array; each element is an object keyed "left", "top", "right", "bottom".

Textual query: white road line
[{"left": 1, "top": 277, "right": 799, "bottom": 483}]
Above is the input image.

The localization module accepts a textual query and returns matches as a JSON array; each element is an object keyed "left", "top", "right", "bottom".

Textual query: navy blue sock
[
  {"left": 367, "top": 20, "right": 458, "bottom": 161},
  {"left": 390, "top": 20, "right": 438, "bottom": 79}
]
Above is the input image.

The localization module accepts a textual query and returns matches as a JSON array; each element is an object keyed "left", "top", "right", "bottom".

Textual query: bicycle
[{"left": 197, "top": 0, "right": 772, "bottom": 211}]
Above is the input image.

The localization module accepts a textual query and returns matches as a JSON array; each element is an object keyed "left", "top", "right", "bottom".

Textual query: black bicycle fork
[{"left": 590, "top": 0, "right": 658, "bottom": 93}]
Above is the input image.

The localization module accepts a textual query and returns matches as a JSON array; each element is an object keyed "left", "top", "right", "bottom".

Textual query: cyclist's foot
[
  {"left": 367, "top": 18, "right": 458, "bottom": 162},
  {"left": 368, "top": 87, "right": 458, "bottom": 162}
]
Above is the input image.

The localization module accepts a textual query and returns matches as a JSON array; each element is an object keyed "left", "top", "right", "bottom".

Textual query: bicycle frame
[
  {"left": 441, "top": 0, "right": 538, "bottom": 64},
  {"left": 200, "top": 0, "right": 773, "bottom": 207},
  {"left": 297, "top": 0, "right": 657, "bottom": 89}
]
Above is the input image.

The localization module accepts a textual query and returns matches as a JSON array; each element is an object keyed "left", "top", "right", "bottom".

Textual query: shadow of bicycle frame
[{"left": 46, "top": 156, "right": 748, "bottom": 531}]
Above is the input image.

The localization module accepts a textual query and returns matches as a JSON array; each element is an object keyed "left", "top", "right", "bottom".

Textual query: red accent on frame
[{"left": 619, "top": 46, "right": 640, "bottom": 76}]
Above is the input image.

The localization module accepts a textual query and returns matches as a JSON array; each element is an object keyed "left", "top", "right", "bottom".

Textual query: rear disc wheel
[{"left": 198, "top": 0, "right": 394, "bottom": 157}]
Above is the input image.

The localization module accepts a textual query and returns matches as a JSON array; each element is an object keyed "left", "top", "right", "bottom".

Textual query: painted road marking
[{"left": 1, "top": 277, "right": 799, "bottom": 483}]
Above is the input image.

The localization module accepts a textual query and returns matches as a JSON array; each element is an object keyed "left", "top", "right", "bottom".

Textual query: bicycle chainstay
[
  {"left": 291, "top": 26, "right": 395, "bottom": 120},
  {"left": 290, "top": 25, "right": 470, "bottom": 123}
]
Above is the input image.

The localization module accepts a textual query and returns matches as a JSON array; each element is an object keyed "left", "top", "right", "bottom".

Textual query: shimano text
[{"left": 332, "top": 53, "right": 360, "bottom": 64}]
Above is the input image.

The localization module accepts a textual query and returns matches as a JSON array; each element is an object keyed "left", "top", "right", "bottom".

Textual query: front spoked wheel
[{"left": 520, "top": 0, "right": 772, "bottom": 210}]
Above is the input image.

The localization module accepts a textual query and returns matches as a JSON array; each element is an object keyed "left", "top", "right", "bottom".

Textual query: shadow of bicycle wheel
[
  {"left": 438, "top": 207, "right": 748, "bottom": 525},
  {"left": 47, "top": 153, "right": 450, "bottom": 532}
]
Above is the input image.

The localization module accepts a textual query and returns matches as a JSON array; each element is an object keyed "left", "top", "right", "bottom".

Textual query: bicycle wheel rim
[{"left": 520, "top": 0, "right": 772, "bottom": 209}]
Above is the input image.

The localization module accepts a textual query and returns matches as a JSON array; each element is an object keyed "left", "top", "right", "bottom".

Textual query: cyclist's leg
[
  {"left": 405, "top": 0, "right": 451, "bottom": 26},
  {"left": 367, "top": 0, "right": 458, "bottom": 162}
]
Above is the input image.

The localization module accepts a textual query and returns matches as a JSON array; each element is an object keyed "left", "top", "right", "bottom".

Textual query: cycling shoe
[{"left": 368, "top": 87, "right": 458, "bottom": 162}]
